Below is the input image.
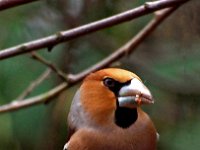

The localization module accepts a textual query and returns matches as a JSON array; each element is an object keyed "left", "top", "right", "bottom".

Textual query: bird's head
[{"left": 80, "top": 68, "right": 153, "bottom": 128}]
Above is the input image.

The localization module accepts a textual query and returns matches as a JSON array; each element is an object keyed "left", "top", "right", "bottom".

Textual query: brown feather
[
  {"left": 68, "top": 108, "right": 156, "bottom": 150},
  {"left": 66, "top": 68, "right": 157, "bottom": 150}
]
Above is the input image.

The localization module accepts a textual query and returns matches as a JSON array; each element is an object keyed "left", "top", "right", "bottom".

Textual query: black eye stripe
[
  {"left": 103, "top": 77, "right": 131, "bottom": 96},
  {"left": 124, "top": 80, "right": 131, "bottom": 85},
  {"left": 103, "top": 78, "right": 116, "bottom": 88}
]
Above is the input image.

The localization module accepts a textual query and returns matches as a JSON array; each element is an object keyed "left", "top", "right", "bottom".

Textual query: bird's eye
[{"left": 103, "top": 78, "right": 116, "bottom": 88}]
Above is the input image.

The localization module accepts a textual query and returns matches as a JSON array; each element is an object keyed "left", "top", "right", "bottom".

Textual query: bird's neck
[{"left": 115, "top": 107, "right": 138, "bottom": 128}]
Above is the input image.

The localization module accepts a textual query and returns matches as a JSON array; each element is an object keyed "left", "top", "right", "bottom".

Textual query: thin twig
[
  {"left": 31, "top": 52, "right": 68, "bottom": 81},
  {"left": 0, "top": 0, "right": 39, "bottom": 11},
  {"left": 17, "top": 69, "right": 51, "bottom": 100},
  {"left": 0, "top": 5, "right": 183, "bottom": 114},
  {"left": 0, "top": 83, "right": 67, "bottom": 113},
  {"left": 67, "top": 7, "right": 180, "bottom": 82},
  {"left": 0, "top": 0, "right": 189, "bottom": 60}
]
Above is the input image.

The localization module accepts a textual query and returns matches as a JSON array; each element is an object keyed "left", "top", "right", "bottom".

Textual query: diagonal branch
[
  {"left": 31, "top": 52, "right": 68, "bottom": 81},
  {"left": 0, "top": 0, "right": 39, "bottom": 11},
  {"left": 17, "top": 69, "right": 51, "bottom": 100},
  {"left": 0, "top": 6, "right": 183, "bottom": 114},
  {"left": 67, "top": 7, "right": 180, "bottom": 82},
  {"left": 0, "top": 83, "right": 67, "bottom": 113},
  {"left": 0, "top": 0, "right": 189, "bottom": 60}
]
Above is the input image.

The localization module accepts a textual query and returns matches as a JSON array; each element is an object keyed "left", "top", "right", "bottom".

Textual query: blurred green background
[{"left": 0, "top": 0, "right": 200, "bottom": 149}]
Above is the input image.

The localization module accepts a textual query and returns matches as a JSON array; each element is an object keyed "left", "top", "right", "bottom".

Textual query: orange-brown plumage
[{"left": 64, "top": 68, "right": 157, "bottom": 150}]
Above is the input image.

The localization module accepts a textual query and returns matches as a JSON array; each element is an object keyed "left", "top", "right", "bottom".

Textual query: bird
[{"left": 64, "top": 68, "right": 157, "bottom": 150}]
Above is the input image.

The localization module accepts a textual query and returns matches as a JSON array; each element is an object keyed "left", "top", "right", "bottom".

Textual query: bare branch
[
  {"left": 17, "top": 69, "right": 51, "bottom": 100},
  {"left": 31, "top": 52, "right": 68, "bottom": 81},
  {"left": 67, "top": 7, "right": 180, "bottom": 82},
  {"left": 0, "top": 83, "right": 67, "bottom": 113},
  {"left": 0, "top": 0, "right": 39, "bottom": 11},
  {"left": 0, "top": 5, "right": 182, "bottom": 114},
  {"left": 0, "top": 0, "right": 189, "bottom": 60}
]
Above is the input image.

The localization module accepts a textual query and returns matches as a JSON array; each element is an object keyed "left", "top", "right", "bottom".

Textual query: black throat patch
[
  {"left": 115, "top": 107, "right": 138, "bottom": 128},
  {"left": 103, "top": 78, "right": 138, "bottom": 128}
]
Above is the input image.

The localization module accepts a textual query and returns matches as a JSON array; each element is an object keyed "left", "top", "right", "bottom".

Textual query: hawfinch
[{"left": 64, "top": 68, "right": 157, "bottom": 150}]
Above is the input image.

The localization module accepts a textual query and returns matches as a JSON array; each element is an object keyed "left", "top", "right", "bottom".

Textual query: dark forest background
[{"left": 0, "top": 0, "right": 200, "bottom": 149}]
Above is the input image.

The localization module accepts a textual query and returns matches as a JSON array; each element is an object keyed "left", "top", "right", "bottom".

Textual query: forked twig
[{"left": 0, "top": 6, "right": 184, "bottom": 113}]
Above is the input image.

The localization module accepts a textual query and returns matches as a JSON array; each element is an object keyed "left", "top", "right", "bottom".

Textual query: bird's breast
[{"left": 68, "top": 109, "right": 157, "bottom": 150}]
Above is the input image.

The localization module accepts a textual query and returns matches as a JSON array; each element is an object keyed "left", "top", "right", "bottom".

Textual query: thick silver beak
[{"left": 118, "top": 78, "right": 153, "bottom": 108}]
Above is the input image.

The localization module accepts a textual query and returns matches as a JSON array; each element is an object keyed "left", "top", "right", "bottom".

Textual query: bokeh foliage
[{"left": 0, "top": 0, "right": 200, "bottom": 149}]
